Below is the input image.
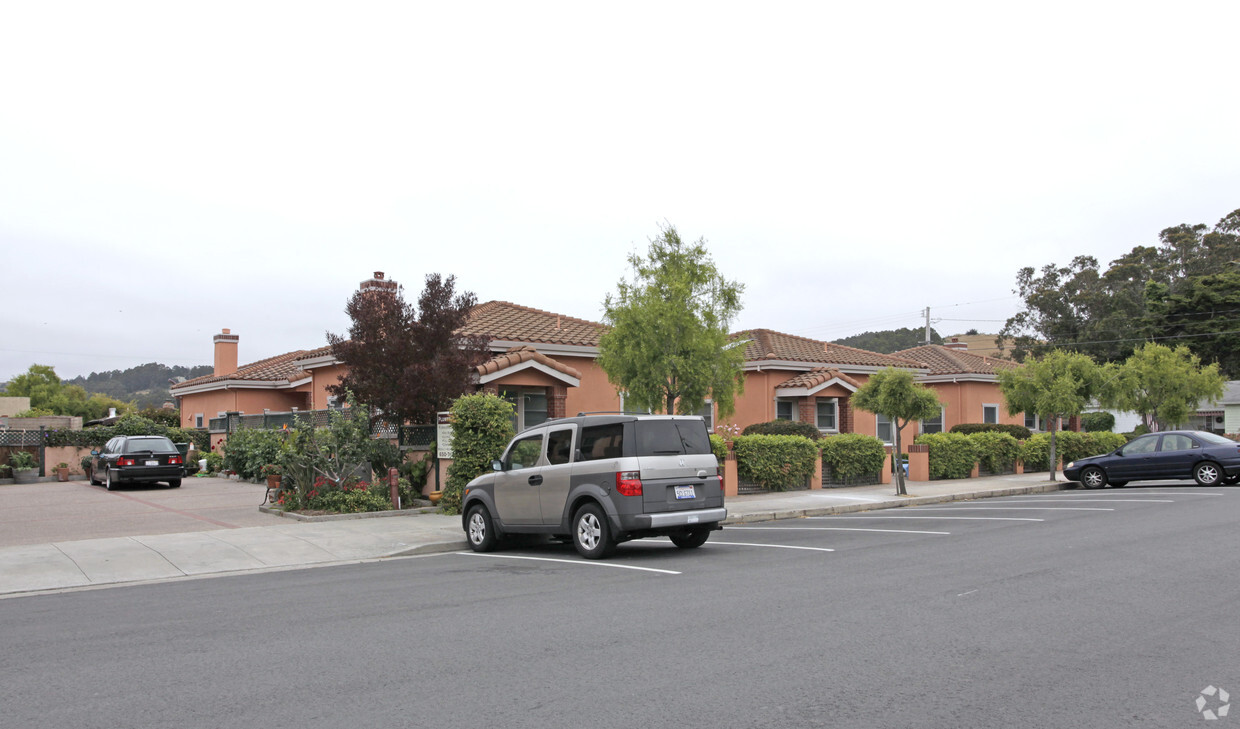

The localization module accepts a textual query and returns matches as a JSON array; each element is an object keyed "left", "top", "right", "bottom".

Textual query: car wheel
[
  {"left": 105, "top": 469, "right": 116, "bottom": 491},
  {"left": 573, "top": 503, "right": 616, "bottom": 559},
  {"left": 1194, "top": 462, "right": 1222, "bottom": 486},
  {"left": 670, "top": 527, "right": 711, "bottom": 549},
  {"left": 1224, "top": 475, "right": 1240, "bottom": 486},
  {"left": 167, "top": 479, "right": 181, "bottom": 489},
  {"left": 465, "top": 504, "right": 498, "bottom": 552},
  {"left": 88, "top": 466, "right": 100, "bottom": 486},
  {"left": 1080, "top": 466, "right": 1107, "bottom": 489}
]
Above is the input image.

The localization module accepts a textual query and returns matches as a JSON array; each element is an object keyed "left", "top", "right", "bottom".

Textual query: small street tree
[
  {"left": 851, "top": 368, "right": 942, "bottom": 496},
  {"left": 327, "top": 273, "right": 489, "bottom": 426},
  {"left": 598, "top": 223, "right": 746, "bottom": 418},
  {"left": 997, "top": 350, "right": 1102, "bottom": 480},
  {"left": 1101, "top": 342, "right": 1224, "bottom": 430}
]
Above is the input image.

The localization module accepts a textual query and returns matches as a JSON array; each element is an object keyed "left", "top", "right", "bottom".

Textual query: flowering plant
[
  {"left": 260, "top": 463, "right": 282, "bottom": 477},
  {"left": 715, "top": 423, "right": 742, "bottom": 439}
]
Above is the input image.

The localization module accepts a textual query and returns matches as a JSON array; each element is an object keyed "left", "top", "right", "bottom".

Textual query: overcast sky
[{"left": 2, "top": 1, "right": 1237, "bottom": 382}]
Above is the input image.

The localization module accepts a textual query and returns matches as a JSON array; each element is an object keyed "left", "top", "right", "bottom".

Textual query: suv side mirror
[
  {"left": 90, "top": 450, "right": 99, "bottom": 456},
  {"left": 491, "top": 460, "right": 503, "bottom": 472}
]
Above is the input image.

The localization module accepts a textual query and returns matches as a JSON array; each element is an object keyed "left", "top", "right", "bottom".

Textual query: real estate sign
[{"left": 436, "top": 411, "right": 453, "bottom": 460}]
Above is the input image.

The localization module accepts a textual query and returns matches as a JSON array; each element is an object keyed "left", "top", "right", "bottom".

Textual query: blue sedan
[{"left": 1064, "top": 430, "right": 1240, "bottom": 488}]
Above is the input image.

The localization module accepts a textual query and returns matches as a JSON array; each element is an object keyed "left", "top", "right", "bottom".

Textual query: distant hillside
[
  {"left": 66, "top": 362, "right": 212, "bottom": 410},
  {"left": 833, "top": 327, "right": 942, "bottom": 354}
]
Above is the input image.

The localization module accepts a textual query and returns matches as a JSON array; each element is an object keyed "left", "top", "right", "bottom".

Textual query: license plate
[
  {"left": 145, "top": 460, "right": 159, "bottom": 466},
  {"left": 674, "top": 485, "right": 695, "bottom": 500}
]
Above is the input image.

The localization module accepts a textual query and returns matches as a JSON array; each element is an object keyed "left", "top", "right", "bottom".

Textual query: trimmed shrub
[
  {"left": 708, "top": 434, "right": 729, "bottom": 462},
  {"left": 741, "top": 420, "right": 823, "bottom": 440},
  {"left": 442, "top": 393, "right": 516, "bottom": 514},
  {"left": 221, "top": 427, "right": 285, "bottom": 480},
  {"left": 203, "top": 451, "right": 224, "bottom": 473},
  {"left": 1020, "top": 432, "right": 1073, "bottom": 472},
  {"left": 820, "top": 433, "right": 886, "bottom": 480},
  {"left": 733, "top": 434, "right": 818, "bottom": 491},
  {"left": 968, "top": 431, "right": 1020, "bottom": 474},
  {"left": 1084, "top": 431, "right": 1126, "bottom": 456},
  {"left": 1080, "top": 411, "right": 1115, "bottom": 432},
  {"left": 914, "top": 432, "right": 978, "bottom": 479},
  {"left": 950, "top": 423, "right": 1033, "bottom": 441}
]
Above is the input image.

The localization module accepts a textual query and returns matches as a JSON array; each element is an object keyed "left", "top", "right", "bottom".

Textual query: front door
[
  {"left": 1110, "top": 434, "right": 1158, "bottom": 480},
  {"left": 493, "top": 432, "right": 545, "bottom": 525}
]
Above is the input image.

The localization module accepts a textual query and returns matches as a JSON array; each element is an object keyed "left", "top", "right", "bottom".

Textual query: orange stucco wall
[
  {"left": 309, "top": 364, "right": 348, "bottom": 410},
  {"left": 178, "top": 386, "right": 311, "bottom": 427},
  {"left": 928, "top": 380, "right": 1025, "bottom": 429}
]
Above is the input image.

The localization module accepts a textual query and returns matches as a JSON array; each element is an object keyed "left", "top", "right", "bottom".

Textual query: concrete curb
[{"left": 258, "top": 504, "right": 438, "bottom": 522}]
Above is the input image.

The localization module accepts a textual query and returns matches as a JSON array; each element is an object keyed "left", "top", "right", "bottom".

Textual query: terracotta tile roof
[
  {"left": 776, "top": 368, "right": 862, "bottom": 390},
  {"left": 459, "top": 301, "right": 606, "bottom": 347},
  {"left": 890, "top": 344, "right": 1021, "bottom": 376},
  {"left": 171, "top": 350, "right": 311, "bottom": 390},
  {"left": 476, "top": 346, "right": 583, "bottom": 380},
  {"left": 733, "top": 329, "right": 925, "bottom": 369}
]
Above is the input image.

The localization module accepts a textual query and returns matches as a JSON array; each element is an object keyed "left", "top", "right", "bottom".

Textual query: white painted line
[
  {"left": 957, "top": 589, "right": 978, "bottom": 597},
  {"left": 1104, "top": 492, "right": 1224, "bottom": 496},
  {"left": 739, "top": 525, "right": 951, "bottom": 535},
  {"left": 707, "top": 542, "right": 834, "bottom": 552},
  {"left": 917, "top": 506, "right": 1114, "bottom": 512},
  {"left": 455, "top": 552, "right": 681, "bottom": 575},
  {"left": 996, "top": 498, "right": 1174, "bottom": 503},
  {"left": 828, "top": 516, "right": 1044, "bottom": 522}
]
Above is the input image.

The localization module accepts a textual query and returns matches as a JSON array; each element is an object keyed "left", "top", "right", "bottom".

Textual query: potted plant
[
  {"left": 9, "top": 451, "right": 39, "bottom": 484},
  {"left": 260, "top": 463, "right": 283, "bottom": 489},
  {"left": 54, "top": 461, "right": 70, "bottom": 482}
]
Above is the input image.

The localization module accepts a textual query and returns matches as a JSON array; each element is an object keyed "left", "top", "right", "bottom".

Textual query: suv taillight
[
  {"left": 615, "top": 471, "right": 642, "bottom": 496},
  {"left": 168, "top": 455, "right": 183, "bottom": 465},
  {"left": 118, "top": 457, "right": 136, "bottom": 466}
]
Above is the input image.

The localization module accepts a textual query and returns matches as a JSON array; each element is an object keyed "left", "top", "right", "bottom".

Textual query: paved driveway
[{"left": 0, "top": 476, "right": 286, "bottom": 548}]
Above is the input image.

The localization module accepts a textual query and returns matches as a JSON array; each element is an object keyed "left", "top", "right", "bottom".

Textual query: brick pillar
[
  {"left": 549, "top": 385, "right": 568, "bottom": 419},
  {"left": 798, "top": 397, "right": 815, "bottom": 425},
  {"left": 1067, "top": 415, "right": 1081, "bottom": 432},
  {"left": 839, "top": 399, "right": 853, "bottom": 433}
]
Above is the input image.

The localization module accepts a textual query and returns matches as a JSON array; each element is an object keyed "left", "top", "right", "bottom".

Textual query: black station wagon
[{"left": 90, "top": 435, "right": 185, "bottom": 490}]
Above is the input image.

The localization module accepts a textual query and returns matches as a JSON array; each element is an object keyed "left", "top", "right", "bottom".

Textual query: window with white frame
[
  {"left": 619, "top": 391, "right": 652, "bottom": 415},
  {"left": 876, "top": 413, "right": 894, "bottom": 444},
  {"left": 983, "top": 404, "right": 999, "bottom": 424},
  {"left": 500, "top": 387, "right": 549, "bottom": 432},
  {"left": 921, "top": 407, "right": 944, "bottom": 434},
  {"left": 775, "top": 399, "right": 796, "bottom": 421},
  {"left": 696, "top": 400, "right": 714, "bottom": 432},
  {"left": 194, "top": 413, "right": 204, "bottom": 428},
  {"left": 816, "top": 399, "right": 838, "bottom": 431},
  {"left": 1024, "top": 413, "right": 1040, "bottom": 431}
]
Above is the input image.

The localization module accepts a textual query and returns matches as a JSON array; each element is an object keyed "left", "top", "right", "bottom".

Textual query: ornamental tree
[
  {"left": 997, "top": 350, "right": 1102, "bottom": 480},
  {"left": 597, "top": 223, "right": 745, "bottom": 418},
  {"left": 1101, "top": 342, "right": 1224, "bottom": 430},
  {"left": 327, "top": 273, "right": 489, "bottom": 427},
  {"left": 851, "top": 367, "right": 942, "bottom": 496}
]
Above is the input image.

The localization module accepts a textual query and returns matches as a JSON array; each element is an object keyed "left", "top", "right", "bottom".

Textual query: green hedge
[
  {"left": 741, "top": 420, "right": 823, "bottom": 440},
  {"left": 733, "top": 434, "right": 819, "bottom": 491},
  {"left": 950, "top": 423, "right": 1033, "bottom": 440},
  {"left": 819, "top": 433, "right": 886, "bottom": 480},
  {"left": 967, "top": 431, "right": 1020, "bottom": 474},
  {"left": 1080, "top": 412, "right": 1115, "bottom": 432},
  {"left": 708, "top": 434, "right": 729, "bottom": 462},
  {"left": 221, "top": 427, "right": 285, "bottom": 480},
  {"left": 443, "top": 393, "right": 516, "bottom": 514},
  {"left": 914, "top": 432, "right": 978, "bottom": 479},
  {"left": 40, "top": 414, "right": 209, "bottom": 452}
]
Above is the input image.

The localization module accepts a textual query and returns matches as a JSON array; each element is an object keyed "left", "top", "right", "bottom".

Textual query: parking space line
[
  {"left": 996, "top": 498, "right": 1174, "bottom": 503},
  {"left": 738, "top": 525, "right": 951, "bottom": 535},
  {"left": 455, "top": 552, "right": 681, "bottom": 575},
  {"left": 917, "top": 506, "right": 1114, "bottom": 512},
  {"left": 830, "top": 516, "right": 1045, "bottom": 521},
  {"left": 708, "top": 542, "right": 835, "bottom": 552},
  {"left": 1100, "top": 492, "right": 1225, "bottom": 496}
]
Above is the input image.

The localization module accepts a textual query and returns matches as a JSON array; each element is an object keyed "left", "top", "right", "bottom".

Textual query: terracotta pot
[
  {"left": 428, "top": 490, "right": 443, "bottom": 504},
  {"left": 266, "top": 474, "right": 282, "bottom": 489},
  {"left": 56, "top": 467, "right": 70, "bottom": 482}
]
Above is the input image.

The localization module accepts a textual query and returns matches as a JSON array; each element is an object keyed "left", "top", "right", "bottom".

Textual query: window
[
  {"left": 776, "top": 399, "right": 796, "bottom": 421},
  {"left": 547, "top": 428, "right": 574, "bottom": 465},
  {"left": 696, "top": 400, "right": 714, "bottom": 433},
  {"left": 1024, "top": 413, "right": 1040, "bottom": 431},
  {"left": 921, "top": 408, "right": 944, "bottom": 434},
  {"left": 816, "top": 400, "right": 838, "bottom": 431},
  {"left": 619, "top": 391, "right": 652, "bottom": 414},
  {"left": 194, "top": 413, "right": 204, "bottom": 428},
  {"left": 579, "top": 424, "right": 624, "bottom": 461},
  {"left": 1120, "top": 435, "right": 1158, "bottom": 456},
  {"left": 503, "top": 434, "right": 544, "bottom": 471},
  {"left": 983, "top": 404, "right": 999, "bottom": 424},
  {"left": 501, "top": 387, "right": 549, "bottom": 432},
  {"left": 1159, "top": 434, "right": 1198, "bottom": 452},
  {"left": 876, "top": 414, "right": 893, "bottom": 444}
]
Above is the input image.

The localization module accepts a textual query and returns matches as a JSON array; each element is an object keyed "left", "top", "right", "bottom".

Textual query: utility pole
[{"left": 923, "top": 307, "right": 931, "bottom": 344}]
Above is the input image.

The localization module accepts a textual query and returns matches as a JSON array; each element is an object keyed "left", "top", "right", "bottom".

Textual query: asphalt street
[{"left": 2, "top": 483, "right": 1236, "bottom": 728}]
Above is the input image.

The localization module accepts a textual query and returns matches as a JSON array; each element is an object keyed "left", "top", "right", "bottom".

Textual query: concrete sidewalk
[{"left": 0, "top": 473, "right": 1069, "bottom": 598}]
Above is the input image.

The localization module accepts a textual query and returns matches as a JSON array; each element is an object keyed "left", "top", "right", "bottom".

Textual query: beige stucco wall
[{"left": 0, "top": 397, "right": 32, "bottom": 417}]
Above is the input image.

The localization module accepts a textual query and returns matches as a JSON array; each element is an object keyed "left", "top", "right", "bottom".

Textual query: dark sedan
[
  {"left": 90, "top": 435, "right": 184, "bottom": 490},
  {"left": 1064, "top": 430, "right": 1240, "bottom": 488}
]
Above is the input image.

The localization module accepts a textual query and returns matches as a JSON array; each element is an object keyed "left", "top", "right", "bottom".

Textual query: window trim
[
  {"left": 815, "top": 398, "right": 839, "bottom": 433},
  {"left": 920, "top": 406, "right": 945, "bottom": 434},
  {"left": 697, "top": 399, "right": 714, "bottom": 433},
  {"left": 876, "top": 413, "right": 894, "bottom": 445},
  {"left": 775, "top": 398, "right": 797, "bottom": 422},
  {"left": 982, "top": 403, "right": 1000, "bottom": 425}
]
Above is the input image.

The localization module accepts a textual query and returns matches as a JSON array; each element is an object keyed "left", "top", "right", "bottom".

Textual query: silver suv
[{"left": 461, "top": 413, "right": 725, "bottom": 558}]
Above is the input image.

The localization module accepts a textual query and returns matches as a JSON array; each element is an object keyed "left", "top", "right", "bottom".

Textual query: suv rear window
[
  {"left": 123, "top": 437, "right": 177, "bottom": 453},
  {"left": 579, "top": 424, "right": 624, "bottom": 462},
  {"left": 634, "top": 419, "right": 710, "bottom": 456}
]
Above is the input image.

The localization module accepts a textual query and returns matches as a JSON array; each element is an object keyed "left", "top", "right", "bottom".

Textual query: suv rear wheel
[{"left": 573, "top": 503, "right": 616, "bottom": 559}]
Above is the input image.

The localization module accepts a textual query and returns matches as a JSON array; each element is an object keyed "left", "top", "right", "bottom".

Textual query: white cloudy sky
[{"left": 2, "top": 1, "right": 1237, "bottom": 381}]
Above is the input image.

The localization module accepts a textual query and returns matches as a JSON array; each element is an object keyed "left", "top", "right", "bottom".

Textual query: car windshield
[
  {"left": 123, "top": 437, "right": 176, "bottom": 454},
  {"left": 1195, "top": 431, "right": 1236, "bottom": 446}
]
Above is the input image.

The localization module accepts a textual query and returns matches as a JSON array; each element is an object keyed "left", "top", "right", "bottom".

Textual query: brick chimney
[
  {"left": 360, "top": 271, "right": 399, "bottom": 294},
  {"left": 945, "top": 337, "right": 968, "bottom": 351},
  {"left": 213, "top": 328, "right": 239, "bottom": 376}
]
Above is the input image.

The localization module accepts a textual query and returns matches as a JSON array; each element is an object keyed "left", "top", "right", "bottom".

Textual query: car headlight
[{"left": 1065, "top": 461, "right": 1074, "bottom": 469}]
